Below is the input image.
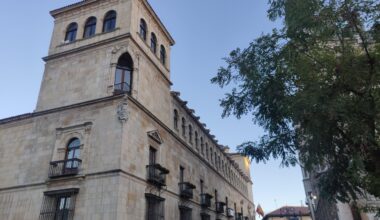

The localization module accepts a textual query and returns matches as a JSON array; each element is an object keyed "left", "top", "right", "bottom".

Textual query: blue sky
[{"left": 0, "top": 0, "right": 306, "bottom": 217}]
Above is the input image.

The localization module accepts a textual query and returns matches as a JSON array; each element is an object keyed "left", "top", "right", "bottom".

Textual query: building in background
[
  {"left": 0, "top": 0, "right": 255, "bottom": 219},
  {"left": 301, "top": 167, "right": 380, "bottom": 220},
  {"left": 262, "top": 206, "right": 311, "bottom": 220}
]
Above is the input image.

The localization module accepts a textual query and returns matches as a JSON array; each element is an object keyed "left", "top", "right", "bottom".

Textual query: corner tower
[{"left": 36, "top": 0, "right": 175, "bottom": 125}]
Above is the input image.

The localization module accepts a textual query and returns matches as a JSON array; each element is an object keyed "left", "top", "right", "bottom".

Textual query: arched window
[
  {"left": 210, "top": 149, "right": 213, "bottom": 162},
  {"left": 173, "top": 109, "right": 179, "bottom": 129},
  {"left": 200, "top": 137, "right": 204, "bottom": 155},
  {"left": 114, "top": 53, "right": 133, "bottom": 94},
  {"left": 103, "top": 10, "right": 117, "bottom": 32},
  {"left": 83, "top": 17, "right": 97, "bottom": 38},
  {"left": 140, "top": 19, "right": 147, "bottom": 41},
  {"left": 65, "top": 23, "right": 78, "bottom": 42},
  {"left": 66, "top": 138, "right": 81, "bottom": 169},
  {"left": 160, "top": 45, "right": 166, "bottom": 65},
  {"left": 181, "top": 117, "right": 186, "bottom": 137},
  {"left": 150, "top": 33, "right": 157, "bottom": 53}
]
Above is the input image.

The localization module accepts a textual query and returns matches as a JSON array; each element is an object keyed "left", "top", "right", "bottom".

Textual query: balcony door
[
  {"left": 114, "top": 53, "right": 133, "bottom": 94},
  {"left": 65, "top": 138, "right": 80, "bottom": 171}
]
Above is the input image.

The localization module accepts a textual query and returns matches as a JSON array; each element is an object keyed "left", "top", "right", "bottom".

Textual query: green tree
[{"left": 212, "top": 0, "right": 380, "bottom": 209}]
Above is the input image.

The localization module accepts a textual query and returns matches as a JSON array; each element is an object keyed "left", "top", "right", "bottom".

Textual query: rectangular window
[
  {"left": 146, "top": 193, "right": 165, "bottom": 220},
  {"left": 180, "top": 166, "right": 184, "bottom": 183},
  {"left": 149, "top": 147, "right": 157, "bottom": 165},
  {"left": 200, "top": 179, "right": 204, "bottom": 194},
  {"left": 200, "top": 213, "right": 210, "bottom": 220},
  {"left": 179, "top": 206, "right": 192, "bottom": 220},
  {"left": 39, "top": 188, "right": 79, "bottom": 220}
]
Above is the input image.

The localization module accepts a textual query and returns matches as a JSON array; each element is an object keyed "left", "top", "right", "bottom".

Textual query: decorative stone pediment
[{"left": 147, "top": 130, "right": 163, "bottom": 144}]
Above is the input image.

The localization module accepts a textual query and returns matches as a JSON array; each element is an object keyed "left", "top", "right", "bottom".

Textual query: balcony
[
  {"left": 48, "top": 159, "right": 82, "bottom": 178},
  {"left": 227, "top": 208, "right": 235, "bottom": 217},
  {"left": 216, "top": 202, "right": 226, "bottom": 213},
  {"left": 179, "top": 182, "right": 196, "bottom": 199},
  {"left": 114, "top": 82, "right": 131, "bottom": 94},
  {"left": 146, "top": 164, "right": 169, "bottom": 187},
  {"left": 200, "top": 193, "right": 213, "bottom": 208}
]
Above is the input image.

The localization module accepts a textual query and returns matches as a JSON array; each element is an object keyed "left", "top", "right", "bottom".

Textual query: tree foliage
[{"left": 212, "top": 0, "right": 380, "bottom": 207}]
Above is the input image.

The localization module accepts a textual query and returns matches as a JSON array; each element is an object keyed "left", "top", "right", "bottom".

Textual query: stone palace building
[{"left": 0, "top": 0, "right": 255, "bottom": 219}]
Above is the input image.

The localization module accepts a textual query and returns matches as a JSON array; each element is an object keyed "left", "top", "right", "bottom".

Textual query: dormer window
[
  {"left": 160, "top": 45, "right": 166, "bottom": 65},
  {"left": 114, "top": 53, "right": 133, "bottom": 94},
  {"left": 140, "top": 19, "right": 147, "bottom": 41},
  {"left": 65, "top": 23, "right": 78, "bottom": 42},
  {"left": 150, "top": 33, "right": 157, "bottom": 53},
  {"left": 103, "top": 10, "right": 116, "bottom": 32},
  {"left": 83, "top": 17, "right": 97, "bottom": 38}
]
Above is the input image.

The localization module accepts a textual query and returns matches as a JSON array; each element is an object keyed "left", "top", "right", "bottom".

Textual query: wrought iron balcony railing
[
  {"left": 179, "top": 182, "right": 196, "bottom": 199},
  {"left": 114, "top": 82, "right": 131, "bottom": 94},
  {"left": 48, "top": 158, "right": 82, "bottom": 178},
  {"left": 39, "top": 210, "right": 74, "bottom": 220},
  {"left": 200, "top": 193, "right": 213, "bottom": 208},
  {"left": 146, "top": 164, "right": 169, "bottom": 187},
  {"left": 216, "top": 201, "right": 226, "bottom": 213}
]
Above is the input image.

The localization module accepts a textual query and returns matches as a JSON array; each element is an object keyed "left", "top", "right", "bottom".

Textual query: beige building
[{"left": 0, "top": 0, "right": 255, "bottom": 220}]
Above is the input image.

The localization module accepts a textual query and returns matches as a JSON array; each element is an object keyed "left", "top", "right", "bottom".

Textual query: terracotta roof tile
[{"left": 264, "top": 206, "right": 310, "bottom": 219}]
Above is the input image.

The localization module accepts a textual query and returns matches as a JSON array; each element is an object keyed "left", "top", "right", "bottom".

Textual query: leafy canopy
[{"left": 212, "top": 0, "right": 380, "bottom": 204}]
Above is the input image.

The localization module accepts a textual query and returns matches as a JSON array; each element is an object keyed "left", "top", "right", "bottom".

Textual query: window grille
[
  {"left": 146, "top": 193, "right": 165, "bottom": 220},
  {"left": 39, "top": 188, "right": 79, "bottom": 220}
]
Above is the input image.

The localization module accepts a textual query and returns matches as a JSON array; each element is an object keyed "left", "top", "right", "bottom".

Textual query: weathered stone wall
[{"left": 0, "top": 98, "right": 123, "bottom": 189}]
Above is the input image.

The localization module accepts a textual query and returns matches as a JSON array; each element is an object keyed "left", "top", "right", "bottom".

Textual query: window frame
[
  {"left": 103, "top": 10, "right": 117, "bottom": 33},
  {"left": 160, "top": 45, "right": 166, "bottom": 65},
  {"left": 83, "top": 17, "right": 97, "bottom": 38},
  {"left": 65, "top": 23, "right": 78, "bottom": 42},
  {"left": 140, "top": 19, "right": 147, "bottom": 41},
  {"left": 150, "top": 32, "right": 157, "bottom": 53},
  {"left": 114, "top": 53, "right": 133, "bottom": 94}
]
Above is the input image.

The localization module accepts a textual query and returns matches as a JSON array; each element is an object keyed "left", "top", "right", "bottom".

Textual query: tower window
[
  {"left": 65, "top": 23, "right": 78, "bottom": 42},
  {"left": 83, "top": 17, "right": 97, "bottom": 38},
  {"left": 160, "top": 45, "right": 166, "bottom": 65},
  {"left": 150, "top": 32, "right": 157, "bottom": 53},
  {"left": 103, "top": 10, "right": 116, "bottom": 32},
  {"left": 140, "top": 19, "right": 147, "bottom": 41},
  {"left": 114, "top": 53, "right": 133, "bottom": 94},
  {"left": 65, "top": 138, "right": 81, "bottom": 169}
]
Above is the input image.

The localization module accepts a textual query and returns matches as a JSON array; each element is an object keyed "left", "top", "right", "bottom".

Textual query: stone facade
[
  {"left": 301, "top": 167, "right": 380, "bottom": 220},
  {"left": 0, "top": 0, "right": 255, "bottom": 219}
]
